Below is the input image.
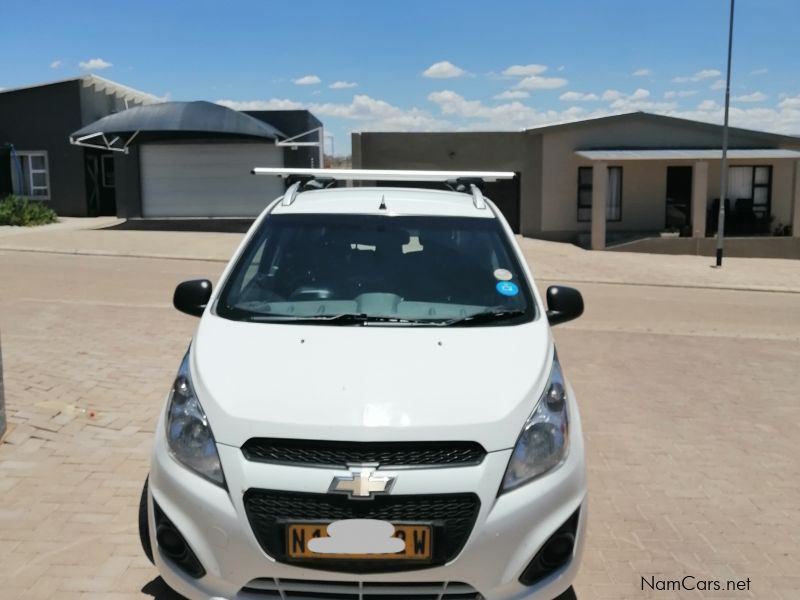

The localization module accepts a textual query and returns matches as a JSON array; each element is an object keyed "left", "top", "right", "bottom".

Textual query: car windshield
[{"left": 216, "top": 213, "right": 535, "bottom": 326}]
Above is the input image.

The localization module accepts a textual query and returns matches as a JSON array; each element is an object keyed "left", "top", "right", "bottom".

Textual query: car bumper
[{"left": 148, "top": 408, "right": 586, "bottom": 600}]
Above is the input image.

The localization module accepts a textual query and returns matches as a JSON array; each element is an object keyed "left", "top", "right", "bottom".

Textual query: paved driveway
[{"left": 0, "top": 230, "right": 798, "bottom": 599}]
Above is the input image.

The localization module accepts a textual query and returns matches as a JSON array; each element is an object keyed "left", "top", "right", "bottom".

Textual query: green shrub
[{"left": 0, "top": 195, "right": 58, "bottom": 226}]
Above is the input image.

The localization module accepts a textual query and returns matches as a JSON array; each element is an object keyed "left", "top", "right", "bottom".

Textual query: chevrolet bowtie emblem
[{"left": 329, "top": 464, "right": 396, "bottom": 499}]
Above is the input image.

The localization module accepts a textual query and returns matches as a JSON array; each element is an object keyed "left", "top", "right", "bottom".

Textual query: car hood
[{"left": 190, "top": 313, "right": 553, "bottom": 452}]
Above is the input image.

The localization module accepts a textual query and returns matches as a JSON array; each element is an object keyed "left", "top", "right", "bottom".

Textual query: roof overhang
[{"left": 575, "top": 148, "right": 800, "bottom": 161}]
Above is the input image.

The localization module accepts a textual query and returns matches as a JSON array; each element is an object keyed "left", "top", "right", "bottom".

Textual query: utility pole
[{"left": 715, "top": 0, "right": 735, "bottom": 267}]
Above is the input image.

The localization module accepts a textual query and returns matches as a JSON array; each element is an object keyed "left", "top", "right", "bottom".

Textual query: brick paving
[{"left": 0, "top": 236, "right": 798, "bottom": 599}]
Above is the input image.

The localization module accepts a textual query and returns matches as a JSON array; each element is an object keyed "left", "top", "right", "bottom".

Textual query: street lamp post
[{"left": 715, "top": 0, "right": 736, "bottom": 267}]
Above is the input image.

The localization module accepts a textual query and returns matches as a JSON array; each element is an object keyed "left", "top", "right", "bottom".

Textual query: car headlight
[
  {"left": 166, "top": 352, "right": 225, "bottom": 486},
  {"left": 501, "top": 355, "right": 569, "bottom": 493}
]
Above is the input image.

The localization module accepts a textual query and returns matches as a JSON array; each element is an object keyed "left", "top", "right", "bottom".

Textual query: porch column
[
  {"left": 792, "top": 160, "right": 800, "bottom": 238},
  {"left": 591, "top": 162, "right": 607, "bottom": 250},
  {"left": 691, "top": 161, "right": 708, "bottom": 238}
]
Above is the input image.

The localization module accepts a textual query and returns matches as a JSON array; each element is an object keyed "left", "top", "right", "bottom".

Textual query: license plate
[{"left": 286, "top": 522, "right": 432, "bottom": 560}]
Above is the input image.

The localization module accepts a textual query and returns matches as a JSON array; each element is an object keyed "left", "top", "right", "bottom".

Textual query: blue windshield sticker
[{"left": 496, "top": 281, "right": 519, "bottom": 297}]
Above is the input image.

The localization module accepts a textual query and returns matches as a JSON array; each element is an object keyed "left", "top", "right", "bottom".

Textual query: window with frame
[
  {"left": 727, "top": 165, "right": 771, "bottom": 218},
  {"left": 10, "top": 151, "right": 50, "bottom": 199},
  {"left": 577, "top": 166, "right": 623, "bottom": 222}
]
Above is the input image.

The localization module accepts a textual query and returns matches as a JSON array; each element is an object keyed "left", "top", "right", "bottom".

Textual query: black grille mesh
[
  {"left": 241, "top": 439, "right": 486, "bottom": 468},
  {"left": 243, "top": 489, "right": 480, "bottom": 573},
  {"left": 240, "top": 578, "right": 483, "bottom": 599}
]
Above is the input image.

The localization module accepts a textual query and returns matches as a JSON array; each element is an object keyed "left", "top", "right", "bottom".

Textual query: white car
[{"left": 140, "top": 169, "right": 587, "bottom": 600}]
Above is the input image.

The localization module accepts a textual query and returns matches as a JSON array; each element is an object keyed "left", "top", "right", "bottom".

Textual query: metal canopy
[
  {"left": 69, "top": 101, "right": 285, "bottom": 153},
  {"left": 575, "top": 148, "right": 800, "bottom": 161}
]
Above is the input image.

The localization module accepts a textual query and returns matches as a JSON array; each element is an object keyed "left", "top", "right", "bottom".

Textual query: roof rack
[
  {"left": 255, "top": 168, "right": 514, "bottom": 210},
  {"left": 252, "top": 167, "right": 515, "bottom": 183}
]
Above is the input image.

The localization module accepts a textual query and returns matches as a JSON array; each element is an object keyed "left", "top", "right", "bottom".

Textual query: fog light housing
[
  {"left": 519, "top": 509, "right": 580, "bottom": 586},
  {"left": 153, "top": 501, "right": 206, "bottom": 579}
]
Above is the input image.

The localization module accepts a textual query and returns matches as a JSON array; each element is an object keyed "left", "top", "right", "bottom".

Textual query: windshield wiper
[
  {"left": 246, "top": 313, "right": 430, "bottom": 325},
  {"left": 439, "top": 309, "right": 526, "bottom": 327}
]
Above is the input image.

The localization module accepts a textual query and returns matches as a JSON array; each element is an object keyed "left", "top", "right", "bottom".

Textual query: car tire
[
  {"left": 139, "top": 476, "right": 154, "bottom": 564},
  {"left": 553, "top": 587, "right": 577, "bottom": 600}
]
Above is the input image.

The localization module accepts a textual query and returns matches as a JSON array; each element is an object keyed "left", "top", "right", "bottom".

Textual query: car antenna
[{"left": 378, "top": 195, "right": 388, "bottom": 211}]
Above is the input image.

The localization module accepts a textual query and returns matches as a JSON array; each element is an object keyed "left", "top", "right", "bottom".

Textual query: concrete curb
[{"left": 0, "top": 246, "right": 228, "bottom": 263}]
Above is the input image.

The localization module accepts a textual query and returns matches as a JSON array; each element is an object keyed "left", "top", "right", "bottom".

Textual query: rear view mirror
[
  {"left": 173, "top": 280, "right": 212, "bottom": 317},
  {"left": 546, "top": 286, "right": 584, "bottom": 326}
]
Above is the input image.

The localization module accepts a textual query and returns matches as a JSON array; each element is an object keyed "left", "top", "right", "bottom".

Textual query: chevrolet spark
[{"left": 140, "top": 169, "right": 586, "bottom": 600}]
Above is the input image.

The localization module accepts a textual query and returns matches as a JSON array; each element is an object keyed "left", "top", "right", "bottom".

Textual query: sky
[{"left": 2, "top": 0, "right": 799, "bottom": 155}]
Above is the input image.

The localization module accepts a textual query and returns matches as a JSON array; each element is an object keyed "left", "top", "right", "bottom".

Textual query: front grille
[
  {"left": 241, "top": 439, "right": 486, "bottom": 468},
  {"left": 243, "top": 489, "right": 480, "bottom": 573},
  {"left": 241, "top": 578, "right": 482, "bottom": 599}
]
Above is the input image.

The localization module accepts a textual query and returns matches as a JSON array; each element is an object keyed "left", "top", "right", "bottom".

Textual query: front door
[
  {"left": 98, "top": 154, "right": 117, "bottom": 215},
  {"left": 665, "top": 166, "right": 693, "bottom": 235},
  {"left": 85, "top": 154, "right": 100, "bottom": 216}
]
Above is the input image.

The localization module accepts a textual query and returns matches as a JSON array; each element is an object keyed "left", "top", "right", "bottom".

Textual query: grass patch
[{"left": 0, "top": 195, "right": 58, "bottom": 226}]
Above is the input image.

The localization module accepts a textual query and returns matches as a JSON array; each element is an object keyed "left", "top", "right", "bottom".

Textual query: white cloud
[
  {"left": 216, "top": 98, "right": 304, "bottom": 111},
  {"left": 493, "top": 90, "right": 529, "bottom": 100},
  {"left": 710, "top": 79, "right": 725, "bottom": 90},
  {"left": 293, "top": 74, "right": 321, "bottom": 85},
  {"left": 601, "top": 89, "right": 624, "bottom": 101},
  {"left": 515, "top": 75, "right": 568, "bottom": 90},
  {"left": 559, "top": 91, "right": 599, "bottom": 102},
  {"left": 79, "top": 58, "right": 112, "bottom": 70},
  {"left": 750, "top": 68, "right": 768, "bottom": 76},
  {"left": 502, "top": 64, "right": 547, "bottom": 77},
  {"left": 329, "top": 81, "right": 358, "bottom": 89},
  {"left": 664, "top": 90, "right": 698, "bottom": 99},
  {"left": 777, "top": 95, "right": 800, "bottom": 109},
  {"left": 603, "top": 88, "right": 675, "bottom": 112},
  {"left": 632, "top": 68, "right": 651, "bottom": 77},
  {"left": 423, "top": 61, "right": 465, "bottom": 79},
  {"left": 426, "top": 89, "right": 598, "bottom": 130},
  {"left": 670, "top": 103, "right": 800, "bottom": 136},
  {"left": 697, "top": 100, "right": 719, "bottom": 111},
  {"left": 314, "top": 95, "right": 449, "bottom": 130},
  {"left": 557, "top": 65, "right": 565, "bottom": 72},
  {"left": 49, "top": 60, "right": 62, "bottom": 69},
  {"left": 672, "top": 68, "right": 721, "bottom": 83},
  {"left": 733, "top": 91, "right": 767, "bottom": 103},
  {"left": 221, "top": 94, "right": 447, "bottom": 131}
]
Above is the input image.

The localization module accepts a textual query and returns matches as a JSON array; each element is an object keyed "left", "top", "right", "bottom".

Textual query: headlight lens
[
  {"left": 166, "top": 353, "right": 225, "bottom": 486},
  {"left": 501, "top": 356, "right": 569, "bottom": 493}
]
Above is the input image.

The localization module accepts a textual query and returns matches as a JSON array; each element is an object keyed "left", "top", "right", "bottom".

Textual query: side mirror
[
  {"left": 546, "top": 286, "right": 584, "bottom": 326},
  {"left": 173, "top": 279, "right": 212, "bottom": 317}
]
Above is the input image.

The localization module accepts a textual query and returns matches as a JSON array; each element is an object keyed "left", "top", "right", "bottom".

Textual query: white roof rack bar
[
  {"left": 469, "top": 184, "right": 486, "bottom": 209},
  {"left": 252, "top": 167, "right": 515, "bottom": 183},
  {"left": 281, "top": 180, "right": 303, "bottom": 206}
]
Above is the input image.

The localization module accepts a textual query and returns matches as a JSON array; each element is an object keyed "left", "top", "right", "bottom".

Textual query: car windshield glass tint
[{"left": 216, "top": 214, "right": 535, "bottom": 326}]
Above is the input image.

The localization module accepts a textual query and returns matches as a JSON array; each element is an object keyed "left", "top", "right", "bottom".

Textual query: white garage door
[{"left": 140, "top": 143, "right": 284, "bottom": 217}]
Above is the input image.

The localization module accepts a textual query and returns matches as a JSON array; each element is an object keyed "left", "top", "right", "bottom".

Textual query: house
[
  {"left": 0, "top": 76, "right": 323, "bottom": 218},
  {"left": 352, "top": 113, "right": 800, "bottom": 251}
]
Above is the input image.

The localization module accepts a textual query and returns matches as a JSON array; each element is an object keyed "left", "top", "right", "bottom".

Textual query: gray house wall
[
  {"left": 0, "top": 78, "right": 146, "bottom": 216},
  {"left": 352, "top": 131, "right": 541, "bottom": 234},
  {"left": 0, "top": 80, "right": 87, "bottom": 215}
]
